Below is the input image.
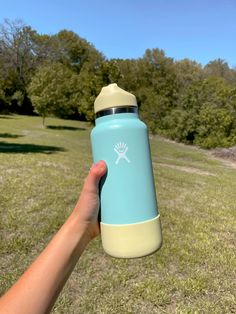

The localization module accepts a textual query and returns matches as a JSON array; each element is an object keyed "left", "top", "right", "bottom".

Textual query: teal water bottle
[{"left": 91, "top": 83, "right": 162, "bottom": 258}]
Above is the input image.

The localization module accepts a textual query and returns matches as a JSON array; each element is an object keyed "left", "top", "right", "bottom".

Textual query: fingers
[{"left": 83, "top": 160, "right": 107, "bottom": 194}]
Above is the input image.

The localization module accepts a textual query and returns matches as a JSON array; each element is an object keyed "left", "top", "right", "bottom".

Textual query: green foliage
[
  {"left": 1, "top": 19, "right": 236, "bottom": 148},
  {"left": 28, "top": 62, "right": 81, "bottom": 123},
  {"left": 160, "top": 77, "right": 236, "bottom": 148},
  {"left": 162, "top": 109, "right": 198, "bottom": 142},
  {"left": 175, "top": 59, "right": 203, "bottom": 89},
  {"left": 203, "top": 58, "right": 236, "bottom": 84},
  {"left": 11, "top": 91, "right": 24, "bottom": 106},
  {"left": 140, "top": 89, "right": 171, "bottom": 134},
  {"left": 196, "top": 106, "right": 234, "bottom": 148}
]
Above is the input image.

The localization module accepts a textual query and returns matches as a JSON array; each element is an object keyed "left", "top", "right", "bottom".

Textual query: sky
[{"left": 0, "top": 0, "right": 236, "bottom": 68}]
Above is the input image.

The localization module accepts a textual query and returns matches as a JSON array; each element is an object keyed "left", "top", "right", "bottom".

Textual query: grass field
[{"left": 0, "top": 115, "right": 235, "bottom": 314}]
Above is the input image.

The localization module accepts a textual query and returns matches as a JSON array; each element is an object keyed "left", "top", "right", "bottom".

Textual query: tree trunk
[{"left": 42, "top": 115, "right": 45, "bottom": 127}]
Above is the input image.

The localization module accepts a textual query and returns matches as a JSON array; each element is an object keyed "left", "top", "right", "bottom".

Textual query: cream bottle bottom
[{"left": 100, "top": 215, "right": 162, "bottom": 258}]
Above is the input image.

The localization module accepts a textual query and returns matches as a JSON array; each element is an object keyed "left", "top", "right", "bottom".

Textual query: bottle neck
[{"left": 95, "top": 106, "right": 138, "bottom": 119}]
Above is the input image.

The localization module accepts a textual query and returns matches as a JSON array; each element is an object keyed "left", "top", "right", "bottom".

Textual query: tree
[
  {"left": 203, "top": 59, "right": 236, "bottom": 85},
  {"left": 0, "top": 21, "right": 105, "bottom": 115},
  {"left": 0, "top": 78, "right": 7, "bottom": 112},
  {"left": 114, "top": 58, "right": 140, "bottom": 93},
  {"left": 0, "top": 19, "right": 39, "bottom": 113},
  {"left": 28, "top": 62, "right": 81, "bottom": 125},
  {"left": 164, "top": 77, "right": 236, "bottom": 147},
  {"left": 137, "top": 49, "right": 178, "bottom": 132},
  {"left": 196, "top": 105, "right": 234, "bottom": 148},
  {"left": 33, "top": 30, "right": 105, "bottom": 75},
  {"left": 27, "top": 30, "right": 108, "bottom": 123},
  {"left": 56, "top": 30, "right": 104, "bottom": 71},
  {"left": 174, "top": 59, "right": 203, "bottom": 90},
  {"left": 0, "top": 19, "right": 40, "bottom": 87}
]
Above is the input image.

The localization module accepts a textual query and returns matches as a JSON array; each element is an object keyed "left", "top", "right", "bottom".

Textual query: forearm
[
  {"left": 0, "top": 213, "right": 90, "bottom": 314},
  {"left": 0, "top": 160, "right": 106, "bottom": 314}
]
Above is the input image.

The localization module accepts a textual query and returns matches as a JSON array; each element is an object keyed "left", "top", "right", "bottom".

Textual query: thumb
[{"left": 83, "top": 160, "right": 107, "bottom": 194}]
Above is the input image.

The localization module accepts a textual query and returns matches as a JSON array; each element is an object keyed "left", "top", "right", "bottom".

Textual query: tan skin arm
[{"left": 0, "top": 160, "right": 107, "bottom": 314}]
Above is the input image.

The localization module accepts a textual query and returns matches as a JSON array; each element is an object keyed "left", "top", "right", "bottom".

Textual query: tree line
[{"left": 1, "top": 19, "right": 236, "bottom": 148}]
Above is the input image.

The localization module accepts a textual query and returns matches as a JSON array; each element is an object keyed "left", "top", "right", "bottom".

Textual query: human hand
[{"left": 73, "top": 160, "right": 107, "bottom": 241}]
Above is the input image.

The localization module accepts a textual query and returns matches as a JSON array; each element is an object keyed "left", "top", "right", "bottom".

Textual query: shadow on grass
[
  {"left": 46, "top": 125, "right": 86, "bottom": 131},
  {"left": 0, "top": 133, "right": 24, "bottom": 139},
  {"left": 0, "top": 141, "right": 66, "bottom": 154}
]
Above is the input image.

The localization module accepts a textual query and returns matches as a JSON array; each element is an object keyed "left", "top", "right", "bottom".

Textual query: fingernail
[{"left": 93, "top": 161, "right": 106, "bottom": 173}]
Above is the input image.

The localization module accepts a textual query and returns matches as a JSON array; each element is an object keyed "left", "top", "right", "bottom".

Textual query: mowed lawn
[{"left": 0, "top": 115, "right": 235, "bottom": 314}]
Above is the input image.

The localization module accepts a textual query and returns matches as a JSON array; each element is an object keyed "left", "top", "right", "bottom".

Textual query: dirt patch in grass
[
  {"left": 157, "top": 163, "right": 216, "bottom": 176},
  {"left": 212, "top": 146, "right": 236, "bottom": 161},
  {"left": 211, "top": 146, "right": 236, "bottom": 169}
]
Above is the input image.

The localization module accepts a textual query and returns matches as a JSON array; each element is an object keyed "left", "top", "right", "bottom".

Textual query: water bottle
[{"left": 91, "top": 83, "right": 162, "bottom": 258}]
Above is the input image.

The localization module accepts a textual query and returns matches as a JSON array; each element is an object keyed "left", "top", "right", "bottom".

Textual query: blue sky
[{"left": 0, "top": 0, "right": 236, "bottom": 67}]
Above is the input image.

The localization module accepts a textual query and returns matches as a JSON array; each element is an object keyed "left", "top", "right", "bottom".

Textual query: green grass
[{"left": 0, "top": 115, "right": 235, "bottom": 314}]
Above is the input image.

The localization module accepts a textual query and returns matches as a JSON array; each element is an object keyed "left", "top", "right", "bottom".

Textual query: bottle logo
[{"left": 114, "top": 142, "right": 130, "bottom": 165}]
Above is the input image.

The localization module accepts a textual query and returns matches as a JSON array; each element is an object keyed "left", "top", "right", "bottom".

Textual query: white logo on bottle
[{"left": 114, "top": 142, "right": 130, "bottom": 165}]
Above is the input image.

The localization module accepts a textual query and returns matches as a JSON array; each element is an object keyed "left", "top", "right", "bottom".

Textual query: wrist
[{"left": 65, "top": 212, "right": 92, "bottom": 248}]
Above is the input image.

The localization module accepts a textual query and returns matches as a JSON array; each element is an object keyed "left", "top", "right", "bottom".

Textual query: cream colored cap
[{"left": 94, "top": 83, "right": 137, "bottom": 113}]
